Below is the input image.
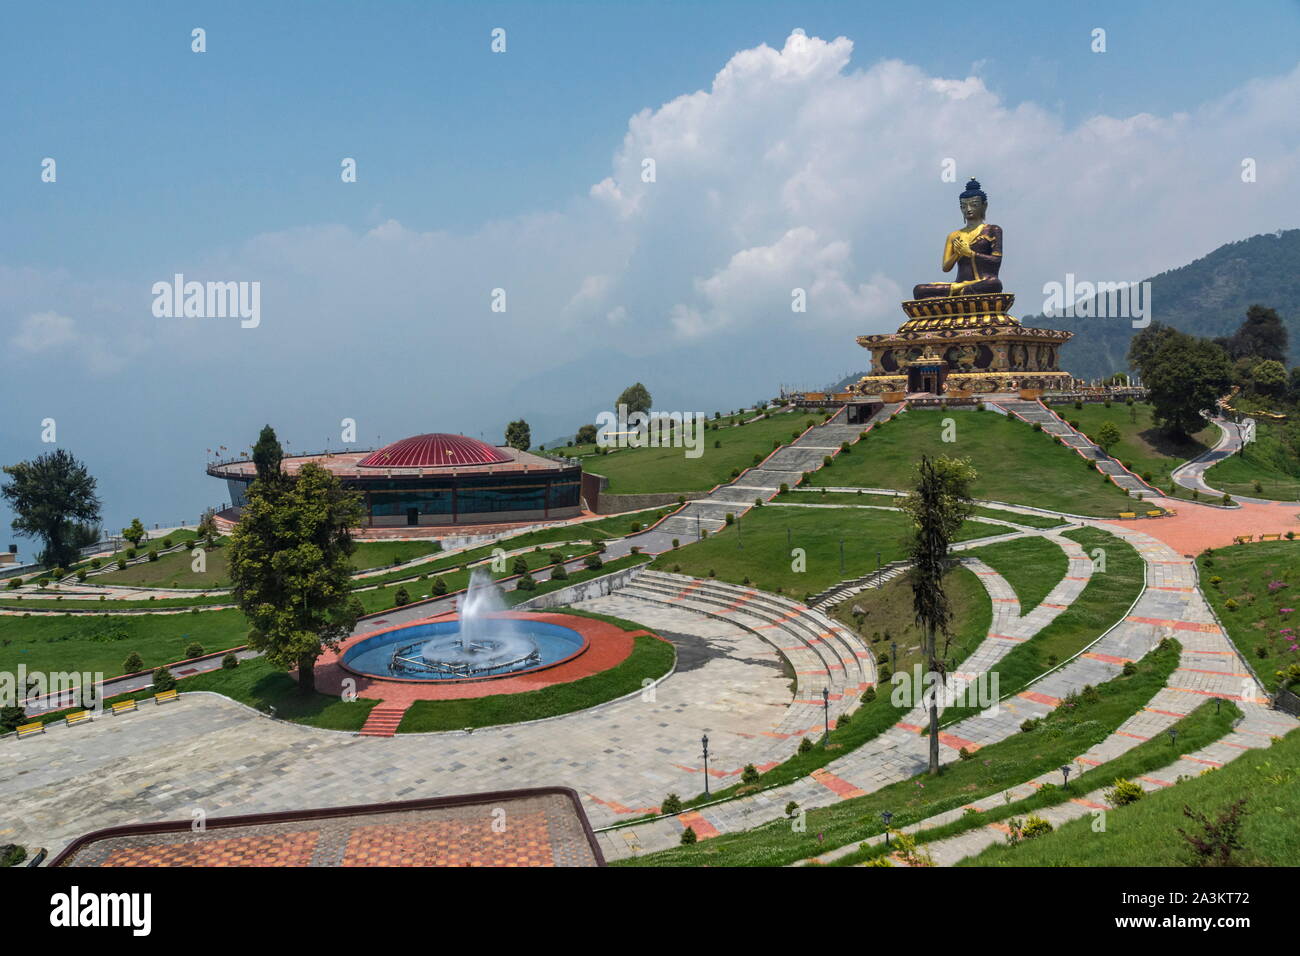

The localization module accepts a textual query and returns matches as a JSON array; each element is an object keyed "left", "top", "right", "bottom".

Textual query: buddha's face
[{"left": 960, "top": 196, "right": 986, "bottom": 224}]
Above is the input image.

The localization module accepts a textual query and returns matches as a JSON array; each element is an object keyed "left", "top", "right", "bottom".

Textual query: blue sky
[{"left": 2, "top": 1, "right": 1299, "bottom": 551}]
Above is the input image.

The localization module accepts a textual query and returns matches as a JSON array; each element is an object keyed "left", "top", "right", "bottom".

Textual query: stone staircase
[
  {"left": 807, "top": 561, "right": 910, "bottom": 611},
  {"left": 615, "top": 570, "right": 876, "bottom": 731},
  {"left": 995, "top": 399, "right": 1155, "bottom": 499},
  {"left": 631, "top": 403, "right": 901, "bottom": 550}
]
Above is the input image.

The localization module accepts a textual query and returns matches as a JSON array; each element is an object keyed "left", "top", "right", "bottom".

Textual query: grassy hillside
[
  {"left": 648, "top": 504, "right": 997, "bottom": 596},
  {"left": 1199, "top": 539, "right": 1300, "bottom": 692},
  {"left": 805, "top": 408, "right": 1136, "bottom": 516},
  {"left": 565, "top": 408, "right": 814, "bottom": 494},
  {"left": 962, "top": 727, "right": 1300, "bottom": 867},
  {"left": 1203, "top": 417, "right": 1300, "bottom": 500},
  {"left": 1062, "top": 401, "right": 1216, "bottom": 487}
]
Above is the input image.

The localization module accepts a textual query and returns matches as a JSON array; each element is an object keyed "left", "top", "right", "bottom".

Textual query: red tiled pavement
[{"left": 1100, "top": 499, "right": 1300, "bottom": 553}]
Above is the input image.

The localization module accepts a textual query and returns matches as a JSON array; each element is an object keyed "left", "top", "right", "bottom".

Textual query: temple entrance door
[{"left": 406, "top": 507, "right": 419, "bottom": 526}]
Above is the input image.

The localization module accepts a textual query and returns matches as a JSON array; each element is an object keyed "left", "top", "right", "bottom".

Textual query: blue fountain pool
[{"left": 343, "top": 617, "right": 587, "bottom": 681}]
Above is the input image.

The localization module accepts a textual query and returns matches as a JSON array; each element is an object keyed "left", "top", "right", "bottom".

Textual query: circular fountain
[{"left": 342, "top": 569, "right": 588, "bottom": 682}]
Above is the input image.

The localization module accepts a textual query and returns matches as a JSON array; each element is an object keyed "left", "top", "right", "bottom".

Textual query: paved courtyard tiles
[{"left": 0, "top": 598, "right": 804, "bottom": 858}]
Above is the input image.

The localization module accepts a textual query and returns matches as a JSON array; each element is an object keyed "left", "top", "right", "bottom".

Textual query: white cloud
[
  {"left": 4, "top": 28, "right": 1299, "bottom": 444},
  {"left": 12, "top": 311, "right": 78, "bottom": 352}
]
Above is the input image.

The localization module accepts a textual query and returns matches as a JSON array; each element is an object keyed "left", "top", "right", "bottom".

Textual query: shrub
[
  {"left": 823, "top": 455, "right": 833, "bottom": 467},
  {"left": 1020, "top": 718, "right": 1041, "bottom": 733},
  {"left": 629, "top": 522, "right": 641, "bottom": 533},
  {"left": 0, "top": 844, "right": 27, "bottom": 867},
  {"left": 6, "top": 578, "right": 20, "bottom": 589},
  {"left": 550, "top": 562, "right": 568, "bottom": 581},
  {"left": 511, "top": 556, "right": 529, "bottom": 576},
  {"left": 1033, "top": 422, "right": 1042, "bottom": 432},
  {"left": 741, "top": 764, "right": 760, "bottom": 784},
  {"left": 1221, "top": 494, "right": 1232, "bottom": 505},
  {"left": 660, "top": 793, "right": 683, "bottom": 815},
  {"left": 1106, "top": 778, "right": 1145, "bottom": 807},
  {"left": 152, "top": 666, "right": 177, "bottom": 692},
  {"left": 837, "top": 710, "right": 852, "bottom": 727},
  {"left": 724, "top": 512, "right": 735, "bottom": 525},
  {"left": 148, "top": 550, "right": 159, "bottom": 562},
  {"left": 785, "top": 801, "right": 800, "bottom": 818},
  {"left": 122, "top": 652, "right": 144, "bottom": 673},
  {"left": 861, "top": 687, "right": 876, "bottom": 703},
  {"left": 798, "top": 736, "right": 814, "bottom": 754},
  {"left": 680, "top": 827, "right": 697, "bottom": 846},
  {"left": 76, "top": 570, "right": 88, "bottom": 582},
  {"left": 90, "top": 558, "right": 101, "bottom": 569},
  {"left": 221, "top": 652, "right": 239, "bottom": 670},
  {"left": 183, "top": 642, "right": 205, "bottom": 659},
  {"left": 584, "top": 554, "right": 603, "bottom": 571},
  {"left": 431, "top": 576, "right": 448, "bottom": 596},
  {"left": 514, "top": 573, "right": 537, "bottom": 592},
  {"left": 958, "top": 747, "right": 973, "bottom": 760},
  {"left": 1021, "top": 815, "right": 1053, "bottom": 839},
  {"left": 672, "top": 538, "right": 680, "bottom": 549},
  {"left": 779, "top": 482, "right": 789, "bottom": 494},
  {"left": 163, "top": 537, "right": 173, "bottom": 548},
  {"left": 1122, "top": 660, "right": 1138, "bottom": 676},
  {"left": 394, "top": 586, "right": 411, "bottom": 606},
  {"left": 1178, "top": 798, "right": 1249, "bottom": 866}
]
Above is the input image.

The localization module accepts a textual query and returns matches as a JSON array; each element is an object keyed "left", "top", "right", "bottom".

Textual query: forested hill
[{"left": 1030, "top": 229, "right": 1300, "bottom": 380}]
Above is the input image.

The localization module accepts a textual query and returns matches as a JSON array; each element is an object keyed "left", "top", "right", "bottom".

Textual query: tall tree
[
  {"left": 122, "top": 517, "right": 146, "bottom": 548},
  {"left": 1217, "top": 304, "right": 1288, "bottom": 363},
  {"left": 574, "top": 423, "right": 598, "bottom": 446},
  {"left": 1127, "top": 321, "right": 1182, "bottom": 376},
  {"left": 251, "top": 424, "right": 284, "bottom": 485},
  {"left": 1, "top": 449, "right": 101, "bottom": 569},
  {"left": 616, "top": 382, "right": 653, "bottom": 415},
  {"left": 228, "top": 461, "right": 363, "bottom": 693},
  {"left": 901, "top": 455, "right": 976, "bottom": 776},
  {"left": 1144, "top": 334, "right": 1233, "bottom": 438},
  {"left": 505, "top": 419, "right": 531, "bottom": 451}
]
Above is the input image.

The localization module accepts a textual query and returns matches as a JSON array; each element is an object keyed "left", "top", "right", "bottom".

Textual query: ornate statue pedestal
[{"left": 852, "top": 292, "right": 1072, "bottom": 396}]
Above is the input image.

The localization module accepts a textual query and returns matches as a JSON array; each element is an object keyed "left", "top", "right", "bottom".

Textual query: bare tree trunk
[
  {"left": 297, "top": 652, "right": 316, "bottom": 694},
  {"left": 927, "top": 623, "right": 940, "bottom": 775}
]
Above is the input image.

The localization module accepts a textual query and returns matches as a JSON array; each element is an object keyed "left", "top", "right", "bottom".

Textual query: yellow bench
[
  {"left": 15, "top": 721, "right": 45, "bottom": 739},
  {"left": 1259, "top": 533, "right": 1281, "bottom": 541},
  {"left": 1146, "top": 510, "right": 1163, "bottom": 517},
  {"left": 154, "top": 689, "right": 179, "bottom": 705},
  {"left": 1164, "top": 509, "right": 1177, "bottom": 517},
  {"left": 1119, "top": 512, "right": 1136, "bottom": 520},
  {"left": 64, "top": 710, "right": 91, "bottom": 728},
  {"left": 110, "top": 699, "right": 137, "bottom": 716},
  {"left": 1233, "top": 535, "right": 1252, "bottom": 545}
]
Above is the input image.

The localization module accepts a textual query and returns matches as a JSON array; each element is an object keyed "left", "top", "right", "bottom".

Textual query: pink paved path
[{"left": 1101, "top": 498, "right": 1300, "bottom": 555}]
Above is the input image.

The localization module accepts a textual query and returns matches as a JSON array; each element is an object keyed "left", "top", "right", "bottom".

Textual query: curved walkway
[{"left": 597, "top": 531, "right": 1091, "bottom": 859}]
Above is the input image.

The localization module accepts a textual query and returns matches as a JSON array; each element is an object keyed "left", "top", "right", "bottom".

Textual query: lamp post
[
  {"left": 890, "top": 641, "right": 897, "bottom": 675},
  {"left": 1060, "top": 765, "right": 1071, "bottom": 789},
  {"left": 881, "top": 810, "right": 894, "bottom": 846},
  {"left": 701, "top": 734, "right": 710, "bottom": 796},
  {"left": 822, "top": 687, "right": 830, "bottom": 745},
  {"left": 876, "top": 551, "right": 882, "bottom": 588}
]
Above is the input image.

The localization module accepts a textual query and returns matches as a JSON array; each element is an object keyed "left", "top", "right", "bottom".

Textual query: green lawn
[
  {"left": 618, "top": 638, "right": 1182, "bottom": 867},
  {"left": 574, "top": 409, "right": 817, "bottom": 494},
  {"left": 180, "top": 658, "right": 380, "bottom": 730},
  {"left": 0, "top": 609, "right": 248, "bottom": 678},
  {"left": 941, "top": 526, "right": 1143, "bottom": 722},
  {"left": 92, "top": 539, "right": 232, "bottom": 588},
  {"left": 1059, "top": 401, "right": 1216, "bottom": 488},
  {"left": 966, "top": 535, "right": 1070, "bottom": 611},
  {"left": 805, "top": 409, "right": 1136, "bottom": 516},
  {"left": 397, "top": 632, "right": 674, "bottom": 732},
  {"left": 1203, "top": 417, "right": 1300, "bottom": 500},
  {"left": 775, "top": 490, "right": 1068, "bottom": 529},
  {"left": 962, "top": 723, "right": 1300, "bottom": 867},
  {"left": 648, "top": 505, "right": 999, "bottom": 598},
  {"left": 834, "top": 696, "right": 1241, "bottom": 865},
  {"left": 1199, "top": 540, "right": 1300, "bottom": 692}
]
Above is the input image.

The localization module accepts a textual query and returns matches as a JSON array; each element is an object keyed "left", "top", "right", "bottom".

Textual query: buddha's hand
[{"left": 950, "top": 233, "right": 974, "bottom": 257}]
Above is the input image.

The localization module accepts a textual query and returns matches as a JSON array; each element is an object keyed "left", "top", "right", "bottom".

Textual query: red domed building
[{"left": 208, "top": 433, "right": 582, "bottom": 532}]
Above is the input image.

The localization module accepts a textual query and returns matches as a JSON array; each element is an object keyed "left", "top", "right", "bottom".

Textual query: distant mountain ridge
[{"left": 1031, "top": 229, "right": 1300, "bottom": 380}]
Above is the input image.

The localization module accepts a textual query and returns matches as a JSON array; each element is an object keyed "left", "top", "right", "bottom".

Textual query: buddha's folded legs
[{"left": 912, "top": 278, "right": 1003, "bottom": 299}]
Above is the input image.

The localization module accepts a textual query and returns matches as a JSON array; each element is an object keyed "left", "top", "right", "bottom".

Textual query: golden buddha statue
[{"left": 912, "top": 179, "right": 1003, "bottom": 299}]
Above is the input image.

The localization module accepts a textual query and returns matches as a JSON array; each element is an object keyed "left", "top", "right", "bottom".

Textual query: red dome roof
[{"left": 358, "top": 434, "right": 512, "bottom": 469}]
